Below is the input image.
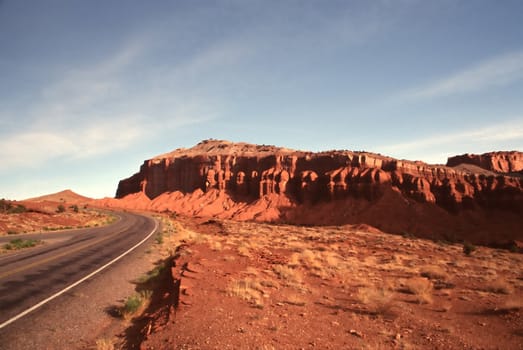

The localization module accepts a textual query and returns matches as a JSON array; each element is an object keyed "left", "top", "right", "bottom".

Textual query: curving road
[{"left": 0, "top": 211, "right": 158, "bottom": 329}]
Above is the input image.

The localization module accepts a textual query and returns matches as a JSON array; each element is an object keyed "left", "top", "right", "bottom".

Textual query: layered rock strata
[
  {"left": 447, "top": 151, "right": 523, "bottom": 174},
  {"left": 117, "top": 140, "right": 523, "bottom": 214},
  {"left": 108, "top": 140, "right": 523, "bottom": 245}
]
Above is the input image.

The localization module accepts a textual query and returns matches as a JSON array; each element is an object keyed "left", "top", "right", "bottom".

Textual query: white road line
[{"left": 0, "top": 215, "right": 159, "bottom": 330}]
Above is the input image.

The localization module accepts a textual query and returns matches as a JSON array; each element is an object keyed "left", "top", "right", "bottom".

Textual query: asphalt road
[{"left": 0, "top": 211, "right": 158, "bottom": 329}]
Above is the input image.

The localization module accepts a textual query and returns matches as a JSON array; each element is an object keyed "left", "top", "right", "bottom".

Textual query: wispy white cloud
[
  {"left": 0, "top": 40, "right": 148, "bottom": 171},
  {"left": 0, "top": 132, "right": 74, "bottom": 169},
  {"left": 396, "top": 51, "right": 523, "bottom": 101},
  {"left": 0, "top": 34, "right": 227, "bottom": 171},
  {"left": 35, "top": 38, "right": 147, "bottom": 125},
  {"left": 0, "top": 121, "right": 143, "bottom": 170},
  {"left": 377, "top": 119, "right": 523, "bottom": 163},
  {"left": 172, "top": 41, "right": 253, "bottom": 77}
]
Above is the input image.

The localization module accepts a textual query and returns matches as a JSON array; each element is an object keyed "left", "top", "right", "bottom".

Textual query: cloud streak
[
  {"left": 377, "top": 119, "right": 523, "bottom": 163},
  {"left": 397, "top": 50, "right": 523, "bottom": 101},
  {"left": 0, "top": 121, "right": 141, "bottom": 170},
  {"left": 0, "top": 34, "right": 227, "bottom": 172}
]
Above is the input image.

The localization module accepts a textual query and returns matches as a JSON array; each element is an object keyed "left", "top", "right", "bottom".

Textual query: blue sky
[{"left": 1, "top": 0, "right": 522, "bottom": 199}]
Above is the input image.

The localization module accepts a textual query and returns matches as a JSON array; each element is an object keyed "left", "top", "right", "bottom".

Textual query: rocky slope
[{"left": 105, "top": 140, "right": 523, "bottom": 245}]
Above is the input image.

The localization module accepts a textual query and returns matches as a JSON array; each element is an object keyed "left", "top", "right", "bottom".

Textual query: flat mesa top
[
  {"left": 153, "top": 139, "right": 303, "bottom": 159},
  {"left": 150, "top": 139, "right": 438, "bottom": 170},
  {"left": 150, "top": 140, "right": 522, "bottom": 178}
]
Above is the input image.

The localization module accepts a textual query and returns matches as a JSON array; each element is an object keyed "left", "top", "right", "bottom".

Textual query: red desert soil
[
  {"left": 119, "top": 214, "right": 523, "bottom": 350},
  {"left": 0, "top": 189, "right": 110, "bottom": 236}
]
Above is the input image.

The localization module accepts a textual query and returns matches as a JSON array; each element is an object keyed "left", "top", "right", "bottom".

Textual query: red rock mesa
[{"left": 107, "top": 140, "right": 522, "bottom": 246}]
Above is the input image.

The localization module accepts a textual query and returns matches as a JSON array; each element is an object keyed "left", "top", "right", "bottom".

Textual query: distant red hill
[{"left": 26, "top": 189, "right": 92, "bottom": 205}]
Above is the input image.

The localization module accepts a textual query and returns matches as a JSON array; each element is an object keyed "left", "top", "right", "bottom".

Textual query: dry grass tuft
[
  {"left": 286, "top": 249, "right": 344, "bottom": 280},
  {"left": 272, "top": 264, "right": 302, "bottom": 284},
  {"left": 244, "top": 266, "right": 259, "bottom": 276},
  {"left": 182, "top": 229, "right": 206, "bottom": 244},
  {"left": 420, "top": 265, "right": 449, "bottom": 281},
  {"left": 227, "top": 277, "right": 267, "bottom": 308},
  {"left": 95, "top": 338, "right": 114, "bottom": 350},
  {"left": 323, "top": 251, "right": 341, "bottom": 268},
  {"left": 158, "top": 217, "right": 210, "bottom": 255},
  {"left": 300, "top": 249, "right": 323, "bottom": 269},
  {"left": 357, "top": 286, "right": 394, "bottom": 315},
  {"left": 398, "top": 277, "right": 433, "bottom": 304},
  {"left": 288, "top": 253, "right": 301, "bottom": 267},
  {"left": 258, "top": 345, "right": 276, "bottom": 350},
  {"left": 237, "top": 245, "right": 252, "bottom": 257},
  {"left": 480, "top": 278, "right": 513, "bottom": 295},
  {"left": 283, "top": 293, "right": 307, "bottom": 306},
  {"left": 208, "top": 239, "right": 223, "bottom": 251},
  {"left": 260, "top": 278, "right": 280, "bottom": 289}
]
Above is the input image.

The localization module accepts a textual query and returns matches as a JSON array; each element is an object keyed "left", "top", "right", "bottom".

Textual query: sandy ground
[
  {"left": 2, "top": 210, "right": 521, "bottom": 349},
  {"left": 0, "top": 203, "right": 113, "bottom": 237},
  {"left": 129, "top": 215, "right": 523, "bottom": 350}
]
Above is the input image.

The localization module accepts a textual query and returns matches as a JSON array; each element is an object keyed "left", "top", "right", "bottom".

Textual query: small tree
[
  {"left": 70, "top": 204, "right": 79, "bottom": 213},
  {"left": 12, "top": 204, "right": 27, "bottom": 213},
  {"left": 57, "top": 204, "right": 66, "bottom": 213},
  {"left": 463, "top": 241, "right": 476, "bottom": 256},
  {"left": 0, "top": 199, "right": 10, "bottom": 213}
]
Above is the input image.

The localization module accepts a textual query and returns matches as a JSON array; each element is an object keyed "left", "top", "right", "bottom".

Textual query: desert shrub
[
  {"left": 0, "top": 199, "right": 27, "bottom": 214},
  {"left": 9, "top": 204, "right": 27, "bottom": 214},
  {"left": 120, "top": 290, "right": 152, "bottom": 319},
  {"left": 463, "top": 241, "right": 476, "bottom": 256},
  {"left": 436, "top": 239, "right": 453, "bottom": 246},
  {"left": 123, "top": 295, "right": 142, "bottom": 314},
  {"left": 401, "top": 231, "right": 416, "bottom": 239},
  {"left": 507, "top": 242, "right": 519, "bottom": 253},
  {"left": 0, "top": 199, "right": 9, "bottom": 212},
  {"left": 155, "top": 232, "right": 164, "bottom": 244},
  {"left": 4, "top": 238, "right": 41, "bottom": 250},
  {"left": 56, "top": 204, "right": 66, "bottom": 213},
  {"left": 70, "top": 204, "right": 79, "bottom": 213},
  {"left": 136, "top": 263, "right": 166, "bottom": 284}
]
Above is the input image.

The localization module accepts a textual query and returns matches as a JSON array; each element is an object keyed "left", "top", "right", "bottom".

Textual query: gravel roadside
[{"left": 0, "top": 223, "right": 166, "bottom": 350}]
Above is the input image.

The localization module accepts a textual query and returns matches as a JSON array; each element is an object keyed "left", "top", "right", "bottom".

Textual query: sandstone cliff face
[
  {"left": 112, "top": 140, "right": 523, "bottom": 245},
  {"left": 447, "top": 151, "right": 523, "bottom": 174},
  {"left": 117, "top": 140, "right": 523, "bottom": 213}
]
